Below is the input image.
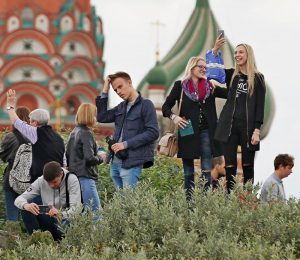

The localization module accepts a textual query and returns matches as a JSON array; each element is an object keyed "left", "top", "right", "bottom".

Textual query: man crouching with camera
[
  {"left": 96, "top": 72, "right": 159, "bottom": 189},
  {"left": 14, "top": 161, "right": 82, "bottom": 241}
]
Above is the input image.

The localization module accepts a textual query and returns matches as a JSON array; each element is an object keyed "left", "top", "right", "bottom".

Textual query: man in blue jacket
[{"left": 96, "top": 71, "right": 159, "bottom": 189}]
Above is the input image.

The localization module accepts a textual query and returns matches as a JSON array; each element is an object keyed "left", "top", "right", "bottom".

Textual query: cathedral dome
[{"left": 147, "top": 62, "right": 168, "bottom": 86}]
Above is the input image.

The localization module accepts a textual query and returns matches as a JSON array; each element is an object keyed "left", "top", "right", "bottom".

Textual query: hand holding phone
[
  {"left": 217, "top": 29, "right": 224, "bottom": 39},
  {"left": 38, "top": 205, "right": 50, "bottom": 214}
]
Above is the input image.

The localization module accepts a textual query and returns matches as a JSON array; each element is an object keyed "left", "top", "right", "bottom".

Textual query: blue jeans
[
  {"left": 4, "top": 190, "right": 20, "bottom": 221},
  {"left": 110, "top": 162, "right": 142, "bottom": 189},
  {"left": 78, "top": 177, "right": 101, "bottom": 212},
  {"left": 182, "top": 129, "right": 212, "bottom": 199}
]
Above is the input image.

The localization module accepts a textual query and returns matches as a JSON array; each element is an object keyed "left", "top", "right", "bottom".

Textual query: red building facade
[{"left": 0, "top": 0, "right": 105, "bottom": 129}]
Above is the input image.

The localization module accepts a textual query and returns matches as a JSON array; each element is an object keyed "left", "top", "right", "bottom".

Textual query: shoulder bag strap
[
  {"left": 178, "top": 88, "right": 184, "bottom": 115},
  {"left": 167, "top": 88, "right": 184, "bottom": 134},
  {"left": 65, "top": 171, "right": 84, "bottom": 208},
  {"left": 65, "top": 172, "right": 70, "bottom": 208}
]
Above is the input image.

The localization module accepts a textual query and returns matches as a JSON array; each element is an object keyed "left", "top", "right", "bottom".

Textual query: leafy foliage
[
  {"left": 0, "top": 179, "right": 299, "bottom": 259},
  {"left": 0, "top": 130, "right": 300, "bottom": 258}
]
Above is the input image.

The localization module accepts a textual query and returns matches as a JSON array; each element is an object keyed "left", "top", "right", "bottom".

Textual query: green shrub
[{"left": 1, "top": 147, "right": 300, "bottom": 258}]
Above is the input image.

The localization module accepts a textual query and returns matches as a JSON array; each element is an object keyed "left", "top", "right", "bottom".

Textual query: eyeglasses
[{"left": 195, "top": 65, "right": 206, "bottom": 70}]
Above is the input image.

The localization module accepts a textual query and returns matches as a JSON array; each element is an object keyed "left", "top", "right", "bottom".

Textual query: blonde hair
[
  {"left": 182, "top": 56, "right": 205, "bottom": 81},
  {"left": 231, "top": 43, "right": 258, "bottom": 96},
  {"left": 75, "top": 103, "right": 96, "bottom": 127}
]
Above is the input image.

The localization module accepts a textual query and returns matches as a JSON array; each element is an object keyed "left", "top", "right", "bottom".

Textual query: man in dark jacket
[
  {"left": 6, "top": 90, "right": 65, "bottom": 182},
  {"left": 96, "top": 71, "right": 159, "bottom": 189}
]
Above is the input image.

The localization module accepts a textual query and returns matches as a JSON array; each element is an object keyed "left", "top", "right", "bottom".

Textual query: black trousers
[
  {"left": 222, "top": 120, "right": 255, "bottom": 192},
  {"left": 20, "top": 196, "right": 63, "bottom": 241}
]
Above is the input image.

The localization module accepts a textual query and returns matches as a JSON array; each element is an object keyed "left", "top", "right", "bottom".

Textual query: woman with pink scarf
[{"left": 162, "top": 56, "right": 227, "bottom": 200}]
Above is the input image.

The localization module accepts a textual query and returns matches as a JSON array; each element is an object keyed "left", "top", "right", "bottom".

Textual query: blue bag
[{"left": 206, "top": 49, "right": 226, "bottom": 84}]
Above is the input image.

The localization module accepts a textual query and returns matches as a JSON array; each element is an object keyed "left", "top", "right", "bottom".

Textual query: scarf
[{"left": 182, "top": 78, "right": 213, "bottom": 102}]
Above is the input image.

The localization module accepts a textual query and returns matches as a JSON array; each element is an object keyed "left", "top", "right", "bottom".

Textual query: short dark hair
[
  {"left": 212, "top": 156, "right": 225, "bottom": 167},
  {"left": 43, "top": 161, "right": 62, "bottom": 181},
  {"left": 274, "top": 154, "right": 294, "bottom": 170},
  {"left": 108, "top": 71, "right": 131, "bottom": 83}
]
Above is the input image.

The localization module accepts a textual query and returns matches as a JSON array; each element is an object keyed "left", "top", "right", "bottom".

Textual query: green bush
[
  {"left": 1, "top": 182, "right": 299, "bottom": 259},
  {"left": 1, "top": 142, "right": 300, "bottom": 258}
]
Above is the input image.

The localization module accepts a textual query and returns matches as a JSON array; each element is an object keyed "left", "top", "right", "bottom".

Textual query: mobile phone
[
  {"left": 38, "top": 205, "right": 50, "bottom": 214},
  {"left": 217, "top": 29, "right": 224, "bottom": 39}
]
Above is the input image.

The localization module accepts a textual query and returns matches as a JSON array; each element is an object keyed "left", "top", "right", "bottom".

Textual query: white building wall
[
  {"left": 63, "top": 68, "right": 90, "bottom": 84},
  {"left": 61, "top": 41, "right": 91, "bottom": 57},
  {"left": 35, "top": 14, "right": 49, "bottom": 34},
  {"left": 7, "top": 16, "right": 20, "bottom": 32},
  {"left": 7, "top": 67, "right": 48, "bottom": 82},
  {"left": 7, "top": 39, "right": 47, "bottom": 54}
]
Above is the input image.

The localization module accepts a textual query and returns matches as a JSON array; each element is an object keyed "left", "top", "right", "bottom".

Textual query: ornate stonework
[{"left": 0, "top": 0, "right": 105, "bottom": 128}]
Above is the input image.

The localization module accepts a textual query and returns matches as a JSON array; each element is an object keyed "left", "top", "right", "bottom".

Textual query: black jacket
[
  {"left": 214, "top": 69, "right": 266, "bottom": 151},
  {"left": 66, "top": 125, "right": 102, "bottom": 180},
  {"left": 0, "top": 130, "right": 27, "bottom": 191},
  {"left": 162, "top": 80, "right": 227, "bottom": 159},
  {"left": 31, "top": 126, "right": 65, "bottom": 182},
  {"left": 96, "top": 94, "right": 159, "bottom": 169}
]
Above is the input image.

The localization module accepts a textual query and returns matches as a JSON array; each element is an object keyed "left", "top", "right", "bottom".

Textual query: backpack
[{"left": 9, "top": 138, "right": 32, "bottom": 194}]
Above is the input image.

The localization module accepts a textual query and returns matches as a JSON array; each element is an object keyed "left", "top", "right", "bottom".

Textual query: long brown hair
[
  {"left": 230, "top": 44, "right": 258, "bottom": 96},
  {"left": 13, "top": 106, "right": 30, "bottom": 130}
]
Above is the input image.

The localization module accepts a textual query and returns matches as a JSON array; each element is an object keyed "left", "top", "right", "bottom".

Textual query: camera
[{"left": 105, "top": 136, "right": 128, "bottom": 160}]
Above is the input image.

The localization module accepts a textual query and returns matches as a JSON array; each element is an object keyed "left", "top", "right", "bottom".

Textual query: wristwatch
[{"left": 6, "top": 106, "right": 14, "bottom": 110}]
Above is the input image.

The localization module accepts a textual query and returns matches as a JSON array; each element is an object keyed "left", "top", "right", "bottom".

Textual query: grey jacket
[
  {"left": 14, "top": 168, "right": 82, "bottom": 219},
  {"left": 66, "top": 125, "right": 102, "bottom": 180},
  {"left": 260, "top": 173, "right": 286, "bottom": 204}
]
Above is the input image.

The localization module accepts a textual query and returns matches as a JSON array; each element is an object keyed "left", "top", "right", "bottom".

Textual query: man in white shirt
[{"left": 260, "top": 154, "right": 294, "bottom": 204}]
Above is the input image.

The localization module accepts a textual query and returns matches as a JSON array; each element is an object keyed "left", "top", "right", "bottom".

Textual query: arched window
[
  {"left": 7, "top": 16, "right": 20, "bottom": 32},
  {"left": 35, "top": 14, "right": 49, "bottom": 33},
  {"left": 74, "top": 9, "right": 80, "bottom": 24},
  {"left": 21, "top": 7, "right": 33, "bottom": 21},
  {"left": 60, "top": 16, "right": 74, "bottom": 33},
  {"left": 83, "top": 17, "right": 91, "bottom": 32},
  {"left": 96, "top": 18, "right": 102, "bottom": 34},
  {"left": 49, "top": 57, "right": 63, "bottom": 67}
]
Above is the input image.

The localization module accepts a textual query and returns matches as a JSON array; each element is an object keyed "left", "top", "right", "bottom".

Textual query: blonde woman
[
  {"left": 213, "top": 39, "right": 266, "bottom": 192},
  {"left": 66, "top": 103, "right": 104, "bottom": 212},
  {"left": 162, "top": 56, "right": 227, "bottom": 200}
]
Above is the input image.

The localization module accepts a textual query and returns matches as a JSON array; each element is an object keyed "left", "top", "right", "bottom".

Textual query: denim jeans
[
  {"left": 182, "top": 129, "right": 212, "bottom": 199},
  {"left": 78, "top": 177, "right": 101, "bottom": 212},
  {"left": 110, "top": 161, "right": 142, "bottom": 189},
  {"left": 4, "top": 190, "right": 20, "bottom": 221}
]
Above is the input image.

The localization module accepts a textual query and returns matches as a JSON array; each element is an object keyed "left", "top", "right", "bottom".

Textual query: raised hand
[
  {"left": 102, "top": 76, "right": 111, "bottom": 93},
  {"left": 212, "top": 36, "right": 226, "bottom": 56},
  {"left": 6, "top": 89, "right": 16, "bottom": 108}
]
